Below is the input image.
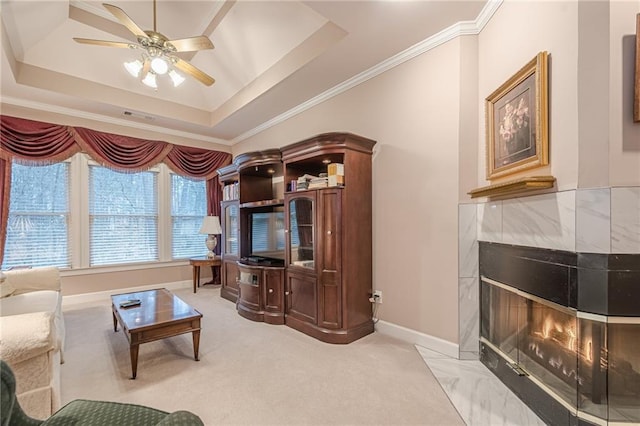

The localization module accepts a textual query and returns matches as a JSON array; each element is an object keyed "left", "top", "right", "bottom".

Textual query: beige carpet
[{"left": 61, "top": 286, "right": 464, "bottom": 425}]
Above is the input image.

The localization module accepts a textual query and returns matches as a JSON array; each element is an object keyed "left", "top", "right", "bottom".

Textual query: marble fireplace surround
[
  {"left": 458, "top": 187, "right": 640, "bottom": 360},
  {"left": 478, "top": 242, "right": 640, "bottom": 426}
]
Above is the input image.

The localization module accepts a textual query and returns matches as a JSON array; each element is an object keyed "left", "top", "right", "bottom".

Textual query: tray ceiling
[{"left": 1, "top": 0, "right": 488, "bottom": 145}]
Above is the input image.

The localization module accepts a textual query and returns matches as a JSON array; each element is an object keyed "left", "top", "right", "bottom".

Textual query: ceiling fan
[{"left": 73, "top": 0, "right": 215, "bottom": 87}]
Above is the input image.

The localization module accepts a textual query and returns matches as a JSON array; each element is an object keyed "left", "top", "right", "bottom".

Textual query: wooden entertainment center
[{"left": 217, "top": 132, "right": 376, "bottom": 344}]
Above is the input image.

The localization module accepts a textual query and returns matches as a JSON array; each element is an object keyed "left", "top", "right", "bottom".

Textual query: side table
[{"left": 189, "top": 256, "right": 222, "bottom": 293}]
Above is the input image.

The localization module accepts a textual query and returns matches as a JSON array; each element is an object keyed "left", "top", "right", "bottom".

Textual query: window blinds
[
  {"left": 2, "top": 162, "right": 70, "bottom": 269},
  {"left": 89, "top": 166, "right": 158, "bottom": 266},
  {"left": 171, "top": 174, "right": 206, "bottom": 259}
]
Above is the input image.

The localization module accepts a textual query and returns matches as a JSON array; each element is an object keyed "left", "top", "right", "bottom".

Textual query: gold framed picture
[{"left": 486, "top": 51, "right": 549, "bottom": 180}]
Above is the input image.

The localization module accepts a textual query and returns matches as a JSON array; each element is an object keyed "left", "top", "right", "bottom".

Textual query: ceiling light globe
[
  {"left": 150, "top": 57, "right": 169, "bottom": 75},
  {"left": 124, "top": 59, "right": 143, "bottom": 77},
  {"left": 168, "top": 70, "right": 186, "bottom": 87},
  {"left": 141, "top": 72, "right": 157, "bottom": 89}
]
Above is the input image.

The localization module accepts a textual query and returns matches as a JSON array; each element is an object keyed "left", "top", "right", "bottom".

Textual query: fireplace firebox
[{"left": 479, "top": 242, "right": 640, "bottom": 426}]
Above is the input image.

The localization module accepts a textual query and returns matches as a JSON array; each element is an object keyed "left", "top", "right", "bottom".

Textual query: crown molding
[
  {"left": 5, "top": 0, "right": 502, "bottom": 147},
  {"left": 1, "top": 96, "right": 231, "bottom": 146},
  {"left": 232, "top": 0, "right": 503, "bottom": 144}
]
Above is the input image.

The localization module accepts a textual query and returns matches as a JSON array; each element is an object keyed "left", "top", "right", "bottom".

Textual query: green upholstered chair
[{"left": 1, "top": 361, "right": 204, "bottom": 426}]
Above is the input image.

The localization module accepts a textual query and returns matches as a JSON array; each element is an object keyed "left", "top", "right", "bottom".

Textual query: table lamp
[{"left": 199, "top": 215, "right": 222, "bottom": 258}]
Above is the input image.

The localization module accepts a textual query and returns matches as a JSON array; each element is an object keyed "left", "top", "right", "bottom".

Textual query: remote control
[{"left": 119, "top": 299, "right": 141, "bottom": 308}]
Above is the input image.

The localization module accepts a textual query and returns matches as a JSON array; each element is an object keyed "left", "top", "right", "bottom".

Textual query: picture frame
[
  {"left": 634, "top": 13, "right": 640, "bottom": 123},
  {"left": 486, "top": 51, "right": 549, "bottom": 180}
]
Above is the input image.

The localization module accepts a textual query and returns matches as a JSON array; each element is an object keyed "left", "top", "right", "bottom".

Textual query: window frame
[{"left": 36, "top": 153, "right": 192, "bottom": 273}]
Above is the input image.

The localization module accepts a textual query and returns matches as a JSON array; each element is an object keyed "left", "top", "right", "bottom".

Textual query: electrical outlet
[{"left": 373, "top": 290, "right": 382, "bottom": 304}]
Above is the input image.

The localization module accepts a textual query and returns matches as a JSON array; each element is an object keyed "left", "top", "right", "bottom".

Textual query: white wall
[
  {"left": 234, "top": 39, "right": 465, "bottom": 344},
  {"left": 476, "top": 0, "right": 581, "bottom": 191},
  {"left": 609, "top": 0, "right": 640, "bottom": 186},
  {"left": 473, "top": 0, "right": 640, "bottom": 191}
]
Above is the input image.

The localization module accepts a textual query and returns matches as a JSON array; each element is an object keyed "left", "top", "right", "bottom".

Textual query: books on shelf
[
  {"left": 292, "top": 164, "right": 345, "bottom": 191},
  {"left": 308, "top": 177, "right": 328, "bottom": 189},
  {"left": 328, "top": 163, "right": 344, "bottom": 176},
  {"left": 223, "top": 182, "right": 239, "bottom": 200},
  {"left": 328, "top": 175, "right": 344, "bottom": 186},
  {"left": 327, "top": 162, "right": 344, "bottom": 187}
]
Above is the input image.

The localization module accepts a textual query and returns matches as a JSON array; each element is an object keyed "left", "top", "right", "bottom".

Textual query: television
[{"left": 244, "top": 208, "right": 285, "bottom": 265}]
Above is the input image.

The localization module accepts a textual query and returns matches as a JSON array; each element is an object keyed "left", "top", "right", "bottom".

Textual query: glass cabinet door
[
  {"left": 288, "top": 196, "right": 314, "bottom": 269},
  {"left": 224, "top": 203, "right": 238, "bottom": 256}
]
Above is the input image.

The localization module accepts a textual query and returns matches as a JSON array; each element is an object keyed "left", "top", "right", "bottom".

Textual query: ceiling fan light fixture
[
  {"left": 168, "top": 70, "right": 185, "bottom": 87},
  {"left": 73, "top": 1, "right": 215, "bottom": 87},
  {"left": 150, "top": 57, "right": 169, "bottom": 75},
  {"left": 124, "top": 59, "right": 143, "bottom": 77},
  {"left": 141, "top": 71, "right": 158, "bottom": 89}
]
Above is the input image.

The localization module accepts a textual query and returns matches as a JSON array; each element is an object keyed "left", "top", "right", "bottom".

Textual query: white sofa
[{"left": 0, "top": 266, "right": 65, "bottom": 420}]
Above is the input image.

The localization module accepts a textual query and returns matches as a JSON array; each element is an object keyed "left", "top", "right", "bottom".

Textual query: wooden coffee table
[{"left": 111, "top": 288, "right": 202, "bottom": 379}]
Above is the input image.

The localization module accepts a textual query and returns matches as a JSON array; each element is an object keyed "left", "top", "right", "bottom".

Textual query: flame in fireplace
[
  {"left": 536, "top": 316, "right": 577, "bottom": 352},
  {"left": 541, "top": 317, "right": 553, "bottom": 339}
]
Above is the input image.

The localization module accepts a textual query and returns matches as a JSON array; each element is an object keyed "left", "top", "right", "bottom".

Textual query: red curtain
[
  {"left": 0, "top": 115, "right": 231, "bottom": 264},
  {"left": 206, "top": 176, "right": 222, "bottom": 255}
]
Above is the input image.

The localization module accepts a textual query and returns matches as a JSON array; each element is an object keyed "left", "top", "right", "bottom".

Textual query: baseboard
[
  {"left": 61, "top": 280, "right": 191, "bottom": 307},
  {"left": 374, "top": 320, "right": 459, "bottom": 359}
]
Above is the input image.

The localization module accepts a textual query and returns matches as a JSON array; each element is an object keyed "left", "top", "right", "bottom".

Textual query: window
[
  {"left": 89, "top": 165, "right": 158, "bottom": 266},
  {"left": 171, "top": 174, "right": 206, "bottom": 259},
  {"left": 2, "top": 156, "right": 212, "bottom": 270},
  {"left": 2, "top": 162, "right": 70, "bottom": 269}
]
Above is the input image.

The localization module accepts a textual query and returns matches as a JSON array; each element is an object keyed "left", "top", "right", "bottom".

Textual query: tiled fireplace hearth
[{"left": 479, "top": 242, "right": 640, "bottom": 426}]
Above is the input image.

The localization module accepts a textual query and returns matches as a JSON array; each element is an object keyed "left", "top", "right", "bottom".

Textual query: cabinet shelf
[
  {"left": 286, "top": 186, "right": 344, "bottom": 194},
  {"left": 239, "top": 199, "right": 284, "bottom": 208}
]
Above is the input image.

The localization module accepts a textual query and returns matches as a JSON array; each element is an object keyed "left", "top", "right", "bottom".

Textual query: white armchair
[{"left": 0, "top": 266, "right": 65, "bottom": 419}]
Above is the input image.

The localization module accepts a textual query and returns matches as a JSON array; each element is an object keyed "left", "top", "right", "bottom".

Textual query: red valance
[
  {"left": 165, "top": 145, "right": 230, "bottom": 180},
  {"left": 0, "top": 116, "right": 80, "bottom": 163},
  {"left": 73, "top": 127, "right": 173, "bottom": 172},
  {"left": 0, "top": 115, "right": 230, "bottom": 174}
]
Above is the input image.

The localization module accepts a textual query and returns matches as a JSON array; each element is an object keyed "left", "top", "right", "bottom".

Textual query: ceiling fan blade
[
  {"left": 173, "top": 58, "right": 215, "bottom": 86},
  {"left": 103, "top": 3, "right": 148, "bottom": 39},
  {"left": 167, "top": 36, "right": 214, "bottom": 53},
  {"left": 73, "top": 38, "right": 133, "bottom": 49}
]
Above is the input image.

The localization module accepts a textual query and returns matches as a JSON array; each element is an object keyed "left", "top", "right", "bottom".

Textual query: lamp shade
[{"left": 199, "top": 216, "right": 222, "bottom": 235}]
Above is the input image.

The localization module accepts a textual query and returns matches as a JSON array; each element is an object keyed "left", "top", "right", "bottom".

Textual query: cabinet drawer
[
  {"left": 238, "top": 281, "right": 261, "bottom": 311},
  {"left": 264, "top": 268, "right": 284, "bottom": 313}
]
